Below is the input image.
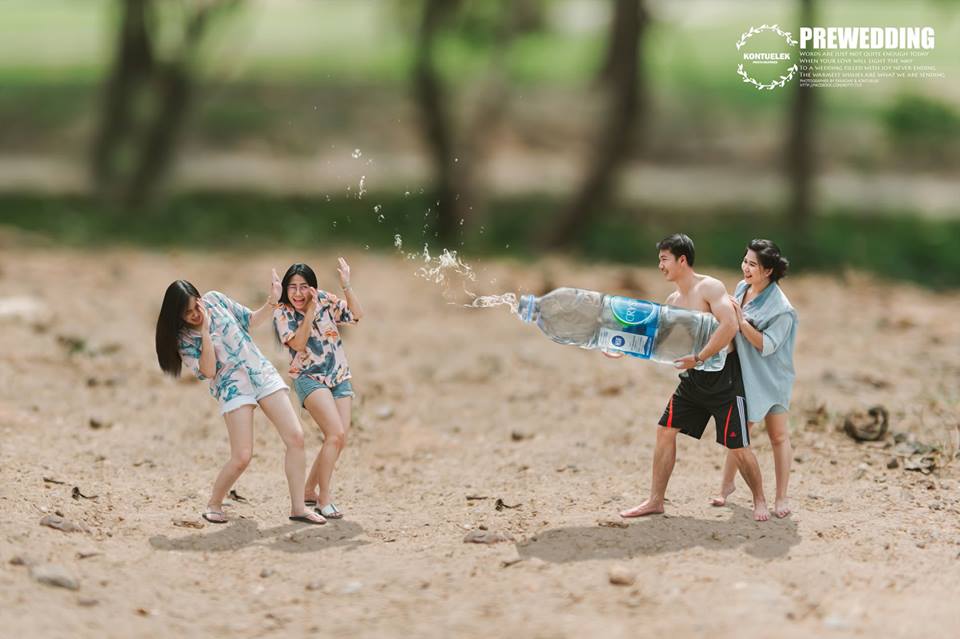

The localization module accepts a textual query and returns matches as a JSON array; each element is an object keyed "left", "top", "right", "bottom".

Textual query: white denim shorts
[{"left": 220, "top": 377, "right": 290, "bottom": 415}]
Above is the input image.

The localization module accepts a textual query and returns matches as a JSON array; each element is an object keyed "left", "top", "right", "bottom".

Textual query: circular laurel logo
[{"left": 736, "top": 24, "right": 799, "bottom": 91}]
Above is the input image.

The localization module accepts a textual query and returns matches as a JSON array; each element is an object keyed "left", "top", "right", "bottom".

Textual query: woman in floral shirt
[
  {"left": 156, "top": 279, "right": 325, "bottom": 526},
  {"left": 274, "top": 259, "right": 364, "bottom": 519}
]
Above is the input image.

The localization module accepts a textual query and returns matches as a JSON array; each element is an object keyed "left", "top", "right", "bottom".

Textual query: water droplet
[
  {"left": 364, "top": 244, "right": 370, "bottom": 250},
  {"left": 404, "top": 191, "right": 411, "bottom": 197},
  {"left": 459, "top": 219, "right": 464, "bottom": 226},
  {"left": 378, "top": 215, "right": 385, "bottom": 223},
  {"left": 453, "top": 157, "right": 459, "bottom": 163},
  {"left": 352, "top": 149, "right": 362, "bottom": 159},
  {"left": 373, "top": 204, "right": 382, "bottom": 213}
]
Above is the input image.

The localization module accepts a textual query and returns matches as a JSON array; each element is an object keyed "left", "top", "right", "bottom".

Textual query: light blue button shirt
[{"left": 733, "top": 280, "right": 798, "bottom": 422}]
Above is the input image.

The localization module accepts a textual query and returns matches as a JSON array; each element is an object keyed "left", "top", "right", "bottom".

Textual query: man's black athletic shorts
[{"left": 657, "top": 351, "right": 749, "bottom": 449}]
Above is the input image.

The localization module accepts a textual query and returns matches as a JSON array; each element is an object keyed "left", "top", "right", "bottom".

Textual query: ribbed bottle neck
[{"left": 518, "top": 294, "right": 539, "bottom": 323}]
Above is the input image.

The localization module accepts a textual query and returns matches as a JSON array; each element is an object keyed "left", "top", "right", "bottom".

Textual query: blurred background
[{"left": 1, "top": 0, "right": 958, "bottom": 286}]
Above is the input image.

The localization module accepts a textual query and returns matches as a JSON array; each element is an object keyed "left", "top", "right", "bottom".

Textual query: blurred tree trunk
[
  {"left": 91, "top": 0, "right": 238, "bottom": 208},
  {"left": 456, "top": 6, "right": 519, "bottom": 234},
  {"left": 413, "top": 0, "right": 528, "bottom": 243},
  {"left": 413, "top": 0, "right": 464, "bottom": 242},
  {"left": 546, "top": 0, "right": 648, "bottom": 249},
  {"left": 787, "top": 0, "right": 816, "bottom": 231},
  {"left": 91, "top": 0, "right": 154, "bottom": 201}
]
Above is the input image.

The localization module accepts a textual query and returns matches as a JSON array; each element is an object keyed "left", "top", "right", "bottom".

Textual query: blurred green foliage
[
  {"left": 2, "top": 194, "right": 958, "bottom": 288},
  {"left": 883, "top": 94, "right": 960, "bottom": 165}
]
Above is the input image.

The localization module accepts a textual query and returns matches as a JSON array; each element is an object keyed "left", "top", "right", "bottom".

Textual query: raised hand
[
  {"left": 269, "top": 268, "right": 282, "bottom": 306},
  {"left": 199, "top": 302, "right": 211, "bottom": 332},
  {"left": 306, "top": 286, "right": 319, "bottom": 314},
  {"left": 337, "top": 257, "right": 351, "bottom": 289}
]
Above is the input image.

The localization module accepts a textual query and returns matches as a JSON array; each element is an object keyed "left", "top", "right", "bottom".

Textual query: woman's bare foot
[
  {"left": 619, "top": 498, "right": 664, "bottom": 518},
  {"left": 774, "top": 497, "right": 791, "bottom": 518},
  {"left": 753, "top": 499, "right": 770, "bottom": 522},
  {"left": 710, "top": 483, "right": 736, "bottom": 507}
]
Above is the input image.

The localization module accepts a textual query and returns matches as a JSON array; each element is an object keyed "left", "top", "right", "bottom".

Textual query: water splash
[
  {"left": 466, "top": 293, "right": 518, "bottom": 314},
  {"left": 352, "top": 148, "right": 362, "bottom": 159},
  {"left": 416, "top": 245, "right": 476, "bottom": 291},
  {"left": 390, "top": 233, "right": 518, "bottom": 313},
  {"left": 358, "top": 175, "right": 367, "bottom": 199}
]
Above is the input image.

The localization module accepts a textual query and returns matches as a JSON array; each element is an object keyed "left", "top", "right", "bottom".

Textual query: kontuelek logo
[
  {"left": 738, "top": 25, "right": 937, "bottom": 91},
  {"left": 736, "top": 24, "right": 799, "bottom": 91}
]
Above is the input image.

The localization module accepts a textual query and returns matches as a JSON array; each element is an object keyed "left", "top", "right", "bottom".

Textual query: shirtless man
[{"left": 619, "top": 234, "right": 770, "bottom": 521}]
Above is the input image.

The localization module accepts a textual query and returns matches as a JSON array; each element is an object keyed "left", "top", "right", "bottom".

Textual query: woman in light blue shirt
[{"left": 711, "top": 239, "right": 797, "bottom": 518}]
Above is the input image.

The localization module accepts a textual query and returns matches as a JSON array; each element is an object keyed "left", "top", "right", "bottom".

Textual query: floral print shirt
[
  {"left": 178, "top": 291, "right": 281, "bottom": 405},
  {"left": 273, "top": 291, "right": 357, "bottom": 386}
]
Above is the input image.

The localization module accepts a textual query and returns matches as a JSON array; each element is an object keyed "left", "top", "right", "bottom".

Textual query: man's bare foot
[
  {"left": 774, "top": 497, "right": 791, "bottom": 518},
  {"left": 619, "top": 499, "right": 664, "bottom": 518},
  {"left": 710, "top": 483, "right": 736, "bottom": 507},
  {"left": 753, "top": 499, "right": 770, "bottom": 522}
]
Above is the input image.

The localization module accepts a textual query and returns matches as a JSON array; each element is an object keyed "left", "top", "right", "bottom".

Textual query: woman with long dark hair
[
  {"left": 273, "top": 259, "right": 364, "bottom": 519},
  {"left": 711, "top": 239, "right": 798, "bottom": 518},
  {"left": 155, "top": 278, "right": 325, "bottom": 525}
]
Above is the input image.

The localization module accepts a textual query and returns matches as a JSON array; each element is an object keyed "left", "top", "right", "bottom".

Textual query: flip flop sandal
[
  {"left": 202, "top": 510, "right": 228, "bottom": 524},
  {"left": 316, "top": 503, "right": 344, "bottom": 519},
  {"left": 289, "top": 513, "right": 326, "bottom": 525}
]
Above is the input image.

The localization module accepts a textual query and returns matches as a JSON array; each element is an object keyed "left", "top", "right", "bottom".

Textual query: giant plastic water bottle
[{"left": 517, "top": 287, "right": 727, "bottom": 371}]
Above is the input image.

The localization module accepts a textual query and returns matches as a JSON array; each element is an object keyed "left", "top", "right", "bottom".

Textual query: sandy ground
[{"left": 1, "top": 238, "right": 959, "bottom": 638}]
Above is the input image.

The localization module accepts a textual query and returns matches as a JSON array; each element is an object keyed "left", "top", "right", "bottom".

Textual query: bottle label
[
  {"left": 602, "top": 296, "right": 659, "bottom": 358},
  {"left": 609, "top": 296, "right": 658, "bottom": 327},
  {"left": 598, "top": 327, "right": 653, "bottom": 358}
]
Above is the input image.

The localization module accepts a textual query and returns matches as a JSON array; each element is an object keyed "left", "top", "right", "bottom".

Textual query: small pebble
[
  {"left": 608, "top": 565, "right": 635, "bottom": 586},
  {"left": 30, "top": 564, "right": 80, "bottom": 590}
]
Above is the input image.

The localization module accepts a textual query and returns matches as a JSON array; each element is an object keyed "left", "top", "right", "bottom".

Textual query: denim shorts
[
  {"left": 293, "top": 375, "right": 354, "bottom": 406},
  {"left": 220, "top": 376, "right": 289, "bottom": 416}
]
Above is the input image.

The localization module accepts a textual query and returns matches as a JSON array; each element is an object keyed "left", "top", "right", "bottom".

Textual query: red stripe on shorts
[
  {"left": 667, "top": 397, "right": 674, "bottom": 428},
  {"left": 723, "top": 405, "right": 733, "bottom": 443}
]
